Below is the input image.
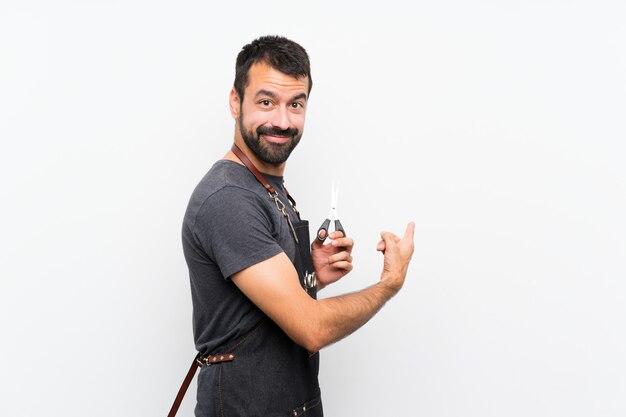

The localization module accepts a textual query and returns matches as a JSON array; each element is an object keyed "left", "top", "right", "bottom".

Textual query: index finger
[
  {"left": 329, "top": 230, "right": 345, "bottom": 239},
  {"left": 404, "top": 222, "right": 415, "bottom": 241},
  {"left": 330, "top": 236, "right": 354, "bottom": 248}
]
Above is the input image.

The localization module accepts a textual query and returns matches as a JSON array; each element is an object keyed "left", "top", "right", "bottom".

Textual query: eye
[
  {"left": 260, "top": 99, "right": 272, "bottom": 106},
  {"left": 291, "top": 102, "right": 304, "bottom": 109}
]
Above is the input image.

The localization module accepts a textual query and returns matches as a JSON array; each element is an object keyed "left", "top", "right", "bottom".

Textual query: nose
[{"left": 270, "top": 106, "right": 291, "bottom": 131}]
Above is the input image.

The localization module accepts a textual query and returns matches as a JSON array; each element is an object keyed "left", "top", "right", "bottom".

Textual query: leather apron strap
[
  {"left": 167, "top": 353, "right": 201, "bottom": 417},
  {"left": 231, "top": 143, "right": 300, "bottom": 242},
  {"left": 168, "top": 352, "right": 237, "bottom": 416},
  {"left": 231, "top": 143, "right": 300, "bottom": 216},
  {"left": 231, "top": 143, "right": 276, "bottom": 193}
]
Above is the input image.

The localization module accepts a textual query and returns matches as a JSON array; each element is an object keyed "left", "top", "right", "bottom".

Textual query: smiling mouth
[{"left": 261, "top": 134, "right": 291, "bottom": 144}]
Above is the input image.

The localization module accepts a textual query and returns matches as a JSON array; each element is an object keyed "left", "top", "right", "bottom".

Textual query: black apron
[
  {"left": 195, "top": 218, "right": 323, "bottom": 417},
  {"left": 180, "top": 144, "right": 324, "bottom": 416}
]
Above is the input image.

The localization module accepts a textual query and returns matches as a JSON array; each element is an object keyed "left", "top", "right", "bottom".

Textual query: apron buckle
[{"left": 196, "top": 353, "right": 236, "bottom": 367}]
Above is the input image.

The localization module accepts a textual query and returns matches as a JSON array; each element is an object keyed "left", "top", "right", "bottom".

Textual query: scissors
[{"left": 316, "top": 180, "right": 346, "bottom": 241}]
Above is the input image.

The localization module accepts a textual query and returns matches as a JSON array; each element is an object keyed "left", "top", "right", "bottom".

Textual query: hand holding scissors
[
  {"left": 312, "top": 180, "right": 353, "bottom": 289},
  {"left": 317, "top": 180, "right": 345, "bottom": 241}
]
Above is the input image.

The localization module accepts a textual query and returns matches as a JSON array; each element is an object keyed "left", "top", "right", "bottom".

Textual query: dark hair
[{"left": 234, "top": 35, "right": 312, "bottom": 101}]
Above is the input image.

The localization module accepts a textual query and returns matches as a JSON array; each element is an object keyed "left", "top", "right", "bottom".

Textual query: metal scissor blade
[{"left": 330, "top": 180, "right": 340, "bottom": 214}]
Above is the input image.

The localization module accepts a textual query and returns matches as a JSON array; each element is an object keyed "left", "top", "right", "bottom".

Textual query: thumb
[{"left": 311, "top": 233, "right": 326, "bottom": 249}]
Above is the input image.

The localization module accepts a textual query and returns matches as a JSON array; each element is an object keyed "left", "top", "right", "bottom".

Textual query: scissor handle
[
  {"left": 334, "top": 219, "right": 346, "bottom": 238},
  {"left": 317, "top": 219, "right": 331, "bottom": 241}
]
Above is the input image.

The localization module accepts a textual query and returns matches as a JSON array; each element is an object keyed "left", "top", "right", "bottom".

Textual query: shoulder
[
  {"left": 193, "top": 160, "right": 256, "bottom": 199},
  {"left": 185, "top": 160, "right": 274, "bottom": 229}
]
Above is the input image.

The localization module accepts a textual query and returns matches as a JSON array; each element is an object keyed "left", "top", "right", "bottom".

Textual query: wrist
[{"left": 378, "top": 273, "right": 402, "bottom": 296}]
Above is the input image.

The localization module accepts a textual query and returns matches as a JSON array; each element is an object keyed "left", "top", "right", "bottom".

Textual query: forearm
[
  {"left": 233, "top": 223, "right": 415, "bottom": 354},
  {"left": 307, "top": 278, "right": 399, "bottom": 352}
]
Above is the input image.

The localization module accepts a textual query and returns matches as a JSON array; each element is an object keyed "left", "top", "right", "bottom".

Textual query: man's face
[{"left": 233, "top": 62, "right": 309, "bottom": 165}]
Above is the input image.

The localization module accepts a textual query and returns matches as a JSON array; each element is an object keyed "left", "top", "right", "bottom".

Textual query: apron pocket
[{"left": 291, "top": 394, "right": 322, "bottom": 417}]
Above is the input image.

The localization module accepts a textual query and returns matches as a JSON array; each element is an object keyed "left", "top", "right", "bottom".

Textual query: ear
[{"left": 229, "top": 87, "right": 241, "bottom": 119}]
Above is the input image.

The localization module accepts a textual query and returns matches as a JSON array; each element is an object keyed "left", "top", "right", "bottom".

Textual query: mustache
[{"left": 257, "top": 125, "right": 299, "bottom": 138}]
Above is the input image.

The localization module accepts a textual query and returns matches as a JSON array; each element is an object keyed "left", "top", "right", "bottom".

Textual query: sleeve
[{"left": 192, "top": 186, "right": 283, "bottom": 279}]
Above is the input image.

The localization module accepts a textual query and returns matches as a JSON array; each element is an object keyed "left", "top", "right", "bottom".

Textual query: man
[{"left": 182, "top": 35, "right": 415, "bottom": 417}]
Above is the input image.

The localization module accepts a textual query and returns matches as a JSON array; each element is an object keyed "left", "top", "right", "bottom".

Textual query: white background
[{"left": 1, "top": 1, "right": 625, "bottom": 416}]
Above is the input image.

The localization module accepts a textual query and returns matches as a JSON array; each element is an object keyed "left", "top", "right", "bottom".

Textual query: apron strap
[
  {"left": 167, "top": 353, "right": 201, "bottom": 417},
  {"left": 231, "top": 143, "right": 276, "bottom": 193},
  {"left": 168, "top": 352, "right": 236, "bottom": 416},
  {"left": 230, "top": 143, "right": 301, "bottom": 242},
  {"left": 231, "top": 143, "right": 300, "bottom": 215}
]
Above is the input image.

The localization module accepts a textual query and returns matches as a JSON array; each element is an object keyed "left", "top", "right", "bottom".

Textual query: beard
[{"left": 238, "top": 112, "right": 302, "bottom": 165}]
